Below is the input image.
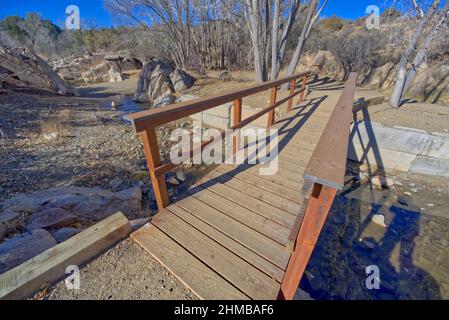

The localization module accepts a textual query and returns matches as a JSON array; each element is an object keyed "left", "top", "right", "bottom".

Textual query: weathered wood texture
[
  {"left": 303, "top": 73, "right": 357, "bottom": 189},
  {"left": 0, "top": 212, "right": 131, "bottom": 300}
]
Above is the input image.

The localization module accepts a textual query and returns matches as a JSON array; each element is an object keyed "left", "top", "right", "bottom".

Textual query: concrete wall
[
  {"left": 179, "top": 94, "right": 267, "bottom": 129},
  {"left": 349, "top": 120, "right": 449, "bottom": 177}
]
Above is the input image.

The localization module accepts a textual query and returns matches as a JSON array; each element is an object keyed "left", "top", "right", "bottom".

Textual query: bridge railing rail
[
  {"left": 125, "top": 70, "right": 312, "bottom": 210},
  {"left": 280, "top": 72, "right": 357, "bottom": 300}
]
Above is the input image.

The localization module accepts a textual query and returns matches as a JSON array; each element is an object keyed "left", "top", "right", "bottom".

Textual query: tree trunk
[
  {"left": 285, "top": 0, "right": 318, "bottom": 77},
  {"left": 389, "top": 0, "right": 442, "bottom": 108},
  {"left": 270, "top": 0, "right": 281, "bottom": 80}
]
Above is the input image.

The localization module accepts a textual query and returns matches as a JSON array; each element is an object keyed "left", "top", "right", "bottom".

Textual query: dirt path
[{"left": 40, "top": 239, "right": 196, "bottom": 300}]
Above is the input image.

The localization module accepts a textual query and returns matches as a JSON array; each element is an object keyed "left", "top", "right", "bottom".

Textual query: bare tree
[
  {"left": 244, "top": 0, "right": 272, "bottom": 81},
  {"left": 285, "top": 0, "right": 320, "bottom": 76},
  {"left": 390, "top": 0, "right": 449, "bottom": 108},
  {"left": 270, "top": 0, "right": 302, "bottom": 80}
]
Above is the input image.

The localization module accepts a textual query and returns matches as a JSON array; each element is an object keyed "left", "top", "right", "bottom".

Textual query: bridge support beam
[{"left": 278, "top": 183, "right": 337, "bottom": 300}]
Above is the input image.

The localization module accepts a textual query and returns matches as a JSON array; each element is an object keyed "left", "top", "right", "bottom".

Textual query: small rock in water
[
  {"left": 408, "top": 182, "right": 416, "bottom": 187},
  {"left": 398, "top": 196, "right": 409, "bottom": 206},
  {"left": 410, "top": 188, "right": 418, "bottom": 193},
  {"left": 176, "top": 171, "right": 187, "bottom": 182},
  {"left": 371, "top": 214, "right": 387, "bottom": 228},
  {"left": 168, "top": 177, "right": 180, "bottom": 186},
  {"left": 427, "top": 203, "right": 434, "bottom": 207},
  {"left": 370, "top": 176, "right": 394, "bottom": 188},
  {"left": 362, "top": 239, "right": 376, "bottom": 249},
  {"left": 404, "top": 191, "right": 412, "bottom": 196}
]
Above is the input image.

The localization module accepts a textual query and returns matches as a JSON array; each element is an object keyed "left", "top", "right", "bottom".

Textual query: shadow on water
[{"left": 301, "top": 99, "right": 441, "bottom": 300}]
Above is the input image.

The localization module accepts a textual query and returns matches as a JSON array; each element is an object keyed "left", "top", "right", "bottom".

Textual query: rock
[
  {"left": 171, "top": 69, "right": 196, "bottom": 92},
  {"left": 0, "top": 208, "right": 27, "bottom": 241},
  {"left": 404, "top": 191, "right": 412, "bottom": 196},
  {"left": 0, "top": 186, "right": 142, "bottom": 222},
  {"left": 26, "top": 208, "right": 77, "bottom": 231},
  {"left": 370, "top": 176, "right": 394, "bottom": 188},
  {"left": 52, "top": 227, "right": 80, "bottom": 243},
  {"left": 134, "top": 58, "right": 175, "bottom": 103},
  {"left": 218, "top": 71, "right": 233, "bottom": 82},
  {"left": 153, "top": 92, "right": 175, "bottom": 108},
  {"left": 397, "top": 196, "right": 409, "bottom": 206},
  {"left": 0, "top": 229, "right": 57, "bottom": 274},
  {"left": 176, "top": 171, "right": 187, "bottom": 182},
  {"left": 361, "top": 238, "right": 376, "bottom": 249},
  {"left": 371, "top": 214, "right": 387, "bottom": 228},
  {"left": 0, "top": 45, "right": 78, "bottom": 96},
  {"left": 168, "top": 177, "right": 180, "bottom": 186}
]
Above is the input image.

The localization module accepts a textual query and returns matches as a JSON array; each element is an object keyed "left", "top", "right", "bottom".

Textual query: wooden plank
[
  {"left": 188, "top": 186, "right": 290, "bottom": 245},
  {"left": 175, "top": 196, "right": 290, "bottom": 269},
  {"left": 279, "top": 184, "right": 337, "bottom": 300},
  {"left": 0, "top": 212, "right": 132, "bottom": 300},
  {"left": 198, "top": 173, "right": 296, "bottom": 227},
  {"left": 203, "top": 169, "right": 302, "bottom": 216},
  {"left": 213, "top": 165, "right": 302, "bottom": 203},
  {"left": 152, "top": 211, "right": 280, "bottom": 300},
  {"left": 167, "top": 205, "right": 285, "bottom": 282},
  {"left": 267, "top": 87, "right": 277, "bottom": 127},
  {"left": 131, "top": 223, "right": 247, "bottom": 300},
  {"left": 141, "top": 128, "right": 169, "bottom": 210},
  {"left": 303, "top": 73, "right": 357, "bottom": 189}
]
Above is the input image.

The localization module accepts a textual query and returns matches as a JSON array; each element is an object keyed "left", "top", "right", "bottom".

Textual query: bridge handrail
[
  {"left": 303, "top": 72, "right": 357, "bottom": 190},
  {"left": 125, "top": 70, "right": 312, "bottom": 210}
]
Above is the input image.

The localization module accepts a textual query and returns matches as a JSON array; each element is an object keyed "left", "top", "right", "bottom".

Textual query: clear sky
[{"left": 0, "top": 0, "right": 385, "bottom": 28}]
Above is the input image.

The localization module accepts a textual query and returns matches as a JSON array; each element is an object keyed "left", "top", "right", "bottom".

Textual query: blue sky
[{"left": 0, "top": 0, "right": 384, "bottom": 28}]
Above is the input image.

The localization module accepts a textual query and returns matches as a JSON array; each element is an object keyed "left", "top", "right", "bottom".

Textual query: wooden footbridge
[{"left": 126, "top": 71, "right": 357, "bottom": 300}]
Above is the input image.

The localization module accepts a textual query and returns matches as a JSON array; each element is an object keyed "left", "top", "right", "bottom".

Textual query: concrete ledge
[
  {"left": 410, "top": 156, "right": 449, "bottom": 177},
  {"left": 180, "top": 94, "right": 266, "bottom": 130},
  {"left": 350, "top": 120, "right": 449, "bottom": 177},
  {"left": 352, "top": 121, "right": 430, "bottom": 155}
]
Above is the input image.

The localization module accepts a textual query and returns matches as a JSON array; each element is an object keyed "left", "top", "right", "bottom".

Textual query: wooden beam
[
  {"left": 0, "top": 212, "right": 132, "bottom": 300},
  {"left": 141, "top": 128, "right": 169, "bottom": 210},
  {"left": 279, "top": 184, "right": 337, "bottom": 300},
  {"left": 267, "top": 87, "right": 277, "bottom": 127},
  {"left": 297, "top": 75, "right": 308, "bottom": 104},
  {"left": 303, "top": 73, "right": 357, "bottom": 189},
  {"left": 287, "top": 79, "right": 296, "bottom": 112}
]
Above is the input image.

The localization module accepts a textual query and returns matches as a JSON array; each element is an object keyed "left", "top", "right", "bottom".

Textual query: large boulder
[
  {"left": 0, "top": 229, "right": 57, "bottom": 274},
  {"left": 0, "top": 46, "right": 79, "bottom": 96},
  {"left": 0, "top": 186, "right": 142, "bottom": 242},
  {"left": 134, "top": 58, "right": 196, "bottom": 105},
  {"left": 134, "top": 58, "right": 175, "bottom": 103},
  {"left": 171, "top": 69, "right": 196, "bottom": 92}
]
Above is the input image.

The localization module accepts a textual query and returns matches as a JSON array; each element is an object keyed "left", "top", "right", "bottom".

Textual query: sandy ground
[{"left": 38, "top": 239, "right": 196, "bottom": 300}]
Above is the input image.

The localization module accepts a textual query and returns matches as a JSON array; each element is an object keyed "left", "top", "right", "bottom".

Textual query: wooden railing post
[
  {"left": 279, "top": 183, "right": 337, "bottom": 300},
  {"left": 233, "top": 98, "right": 242, "bottom": 155},
  {"left": 297, "top": 75, "right": 308, "bottom": 104},
  {"left": 140, "top": 127, "right": 169, "bottom": 210},
  {"left": 287, "top": 79, "right": 296, "bottom": 112},
  {"left": 267, "top": 86, "right": 277, "bottom": 127}
]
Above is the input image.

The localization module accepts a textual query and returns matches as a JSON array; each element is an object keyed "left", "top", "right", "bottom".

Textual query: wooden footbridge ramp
[{"left": 126, "top": 72, "right": 357, "bottom": 300}]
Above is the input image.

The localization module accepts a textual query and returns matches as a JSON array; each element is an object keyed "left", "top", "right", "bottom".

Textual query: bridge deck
[{"left": 131, "top": 89, "right": 343, "bottom": 300}]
